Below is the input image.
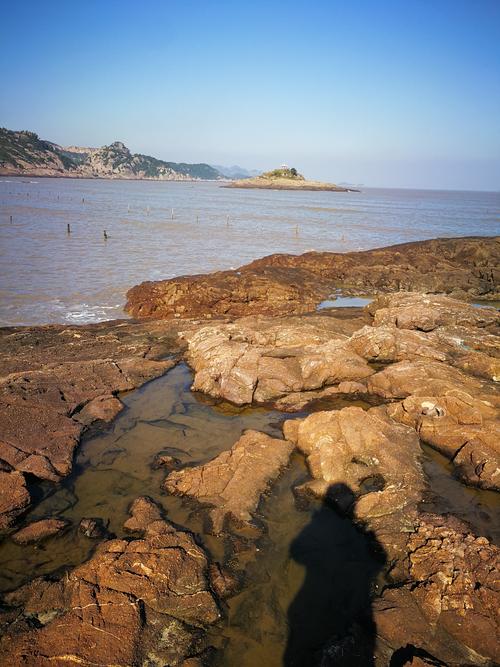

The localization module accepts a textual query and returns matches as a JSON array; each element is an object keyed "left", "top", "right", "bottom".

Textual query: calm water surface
[{"left": 0, "top": 178, "right": 498, "bottom": 325}]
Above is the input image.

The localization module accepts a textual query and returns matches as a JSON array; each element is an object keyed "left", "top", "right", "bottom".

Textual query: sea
[{"left": 0, "top": 177, "right": 498, "bottom": 326}]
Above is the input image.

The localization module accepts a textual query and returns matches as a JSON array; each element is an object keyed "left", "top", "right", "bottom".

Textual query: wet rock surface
[
  {"left": 0, "top": 498, "right": 220, "bottom": 666},
  {"left": 125, "top": 237, "right": 500, "bottom": 319},
  {"left": 0, "top": 318, "right": 186, "bottom": 530},
  {"left": 283, "top": 406, "right": 424, "bottom": 569},
  {"left": 182, "top": 314, "right": 374, "bottom": 405},
  {"left": 374, "top": 513, "right": 500, "bottom": 666},
  {"left": 163, "top": 430, "right": 294, "bottom": 534},
  {"left": 0, "top": 471, "right": 30, "bottom": 530}
]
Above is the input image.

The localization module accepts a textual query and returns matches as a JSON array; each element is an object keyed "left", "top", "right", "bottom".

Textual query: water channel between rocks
[{"left": 0, "top": 362, "right": 498, "bottom": 666}]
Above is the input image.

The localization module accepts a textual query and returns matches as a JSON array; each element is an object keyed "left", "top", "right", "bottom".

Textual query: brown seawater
[{"left": 1, "top": 178, "right": 498, "bottom": 325}]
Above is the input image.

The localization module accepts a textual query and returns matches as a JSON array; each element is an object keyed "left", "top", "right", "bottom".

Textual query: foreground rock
[
  {"left": 0, "top": 318, "right": 186, "bottom": 530},
  {"left": 366, "top": 360, "right": 500, "bottom": 490},
  {"left": 367, "top": 291, "right": 499, "bottom": 331},
  {"left": 282, "top": 407, "right": 500, "bottom": 665},
  {"left": 374, "top": 513, "right": 500, "bottom": 666},
  {"left": 125, "top": 237, "right": 500, "bottom": 319},
  {"left": 283, "top": 406, "right": 424, "bottom": 570},
  {"left": 164, "top": 430, "right": 294, "bottom": 534},
  {"left": 0, "top": 471, "right": 30, "bottom": 530},
  {"left": 0, "top": 498, "right": 220, "bottom": 666},
  {"left": 181, "top": 314, "right": 373, "bottom": 405}
]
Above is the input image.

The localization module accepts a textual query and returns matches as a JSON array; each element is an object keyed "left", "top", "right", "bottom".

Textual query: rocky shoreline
[{"left": 0, "top": 236, "right": 498, "bottom": 666}]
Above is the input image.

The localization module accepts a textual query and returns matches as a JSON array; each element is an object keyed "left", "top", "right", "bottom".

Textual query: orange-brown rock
[
  {"left": 181, "top": 316, "right": 373, "bottom": 405},
  {"left": 125, "top": 237, "right": 500, "bottom": 320},
  {"left": 367, "top": 357, "right": 500, "bottom": 489},
  {"left": 0, "top": 319, "right": 185, "bottom": 529},
  {"left": 368, "top": 291, "right": 499, "bottom": 331},
  {"left": 163, "top": 430, "right": 294, "bottom": 534},
  {"left": 0, "top": 501, "right": 220, "bottom": 666},
  {"left": 0, "top": 470, "right": 30, "bottom": 530},
  {"left": 375, "top": 513, "right": 500, "bottom": 666},
  {"left": 123, "top": 495, "right": 163, "bottom": 532},
  {"left": 367, "top": 359, "right": 486, "bottom": 399},
  {"left": 283, "top": 406, "right": 424, "bottom": 569}
]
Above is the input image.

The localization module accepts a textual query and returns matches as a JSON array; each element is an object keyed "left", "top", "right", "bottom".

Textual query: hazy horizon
[{"left": 2, "top": 0, "right": 500, "bottom": 191}]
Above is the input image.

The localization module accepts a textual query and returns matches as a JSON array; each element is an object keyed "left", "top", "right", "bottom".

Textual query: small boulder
[
  {"left": 12, "top": 518, "right": 68, "bottom": 545},
  {"left": 78, "top": 517, "right": 108, "bottom": 539}
]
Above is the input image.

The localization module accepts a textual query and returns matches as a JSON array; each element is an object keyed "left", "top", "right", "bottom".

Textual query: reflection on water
[
  {"left": 0, "top": 364, "right": 283, "bottom": 592},
  {"left": 420, "top": 445, "right": 500, "bottom": 544},
  {"left": 317, "top": 296, "right": 372, "bottom": 310},
  {"left": 0, "top": 364, "right": 499, "bottom": 666},
  {"left": 0, "top": 178, "right": 498, "bottom": 325}
]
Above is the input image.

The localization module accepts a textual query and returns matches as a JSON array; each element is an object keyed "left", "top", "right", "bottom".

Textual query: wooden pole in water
[
  {"left": 295, "top": 224, "right": 299, "bottom": 236},
  {"left": 226, "top": 215, "right": 230, "bottom": 226},
  {"left": 196, "top": 214, "right": 199, "bottom": 223},
  {"left": 82, "top": 197, "right": 85, "bottom": 204},
  {"left": 171, "top": 208, "right": 174, "bottom": 220},
  {"left": 9, "top": 215, "right": 12, "bottom": 223},
  {"left": 103, "top": 230, "right": 108, "bottom": 240},
  {"left": 127, "top": 204, "right": 130, "bottom": 212},
  {"left": 67, "top": 223, "right": 71, "bottom": 234}
]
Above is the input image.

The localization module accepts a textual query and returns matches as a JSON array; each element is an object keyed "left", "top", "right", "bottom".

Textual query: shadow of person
[{"left": 284, "top": 483, "right": 387, "bottom": 667}]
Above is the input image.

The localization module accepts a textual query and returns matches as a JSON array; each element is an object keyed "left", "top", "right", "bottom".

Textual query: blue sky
[{"left": 1, "top": 0, "right": 499, "bottom": 189}]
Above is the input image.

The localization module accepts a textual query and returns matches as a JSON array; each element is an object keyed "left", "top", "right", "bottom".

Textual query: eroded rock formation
[
  {"left": 0, "top": 498, "right": 221, "bottom": 666},
  {"left": 0, "top": 237, "right": 498, "bottom": 666},
  {"left": 164, "top": 430, "right": 294, "bottom": 534},
  {"left": 0, "top": 319, "right": 186, "bottom": 530},
  {"left": 125, "top": 237, "right": 500, "bottom": 319}
]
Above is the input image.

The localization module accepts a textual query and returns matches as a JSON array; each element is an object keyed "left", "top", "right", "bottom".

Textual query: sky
[{"left": 1, "top": 0, "right": 500, "bottom": 190}]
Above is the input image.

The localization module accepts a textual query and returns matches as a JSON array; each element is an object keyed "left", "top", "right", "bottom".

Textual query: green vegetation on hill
[
  {"left": 262, "top": 166, "right": 304, "bottom": 180},
  {"left": 0, "top": 128, "right": 223, "bottom": 180},
  {"left": 0, "top": 128, "right": 72, "bottom": 171}
]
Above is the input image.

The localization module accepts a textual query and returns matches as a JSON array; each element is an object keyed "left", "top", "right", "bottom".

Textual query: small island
[{"left": 222, "top": 165, "right": 359, "bottom": 192}]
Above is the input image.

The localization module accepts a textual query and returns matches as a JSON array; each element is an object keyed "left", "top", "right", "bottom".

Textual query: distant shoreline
[
  {"left": 222, "top": 182, "right": 359, "bottom": 192},
  {"left": 0, "top": 172, "right": 224, "bottom": 183}
]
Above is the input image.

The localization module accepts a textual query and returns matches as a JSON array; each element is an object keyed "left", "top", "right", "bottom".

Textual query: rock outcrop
[
  {"left": 374, "top": 513, "right": 500, "bottom": 666},
  {"left": 283, "top": 406, "right": 424, "bottom": 570},
  {"left": 282, "top": 406, "right": 500, "bottom": 665},
  {"left": 11, "top": 518, "right": 68, "bottom": 545},
  {"left": 163, "top": 430, "right": 294, "bottom": 534},
  {"left": 0, "top": 237, "right": 498, "bottom": 666},
  {"left": 125, "top": 237, "right": 500, "bottom": 319},
  {"left": 0, "top": 318, "right": 186, "bottom": 531},
  {"left": 0, "top": 499, "right": 221, "bottom": 666},
  {"left": 181, "top": 316, "right": 373, "bottom": 405}
]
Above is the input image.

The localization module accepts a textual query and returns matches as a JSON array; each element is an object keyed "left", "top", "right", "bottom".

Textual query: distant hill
[
  {"left": 0, "top": 128, "right": 223, "bottom": 181},
  {"left": 211, "top": 164, "right": 262, "bottom": 179}
]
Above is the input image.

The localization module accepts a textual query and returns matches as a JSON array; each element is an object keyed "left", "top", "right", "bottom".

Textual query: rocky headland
[
  {"left": 0, "top": 236, "right": 499, "bottom": 666},
  {"left": 0, "top": 128, "right": 222, "bottom": 180},
  {"left": 222, "top": 166, "right": 355, "bottom": 191}
]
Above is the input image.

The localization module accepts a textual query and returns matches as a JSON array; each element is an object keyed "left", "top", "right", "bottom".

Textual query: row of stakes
[
  {"left": 8, "top": 212, "right": 309, "bottom": 239},
  {"left": 6, "top": 196, "right": 338, "bottom": 240}
]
